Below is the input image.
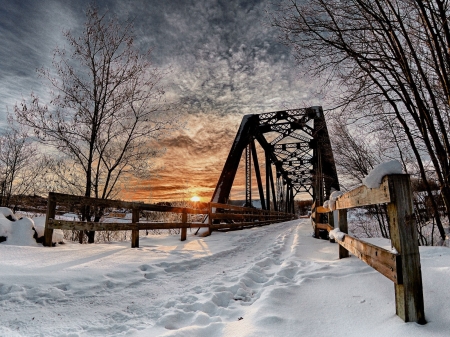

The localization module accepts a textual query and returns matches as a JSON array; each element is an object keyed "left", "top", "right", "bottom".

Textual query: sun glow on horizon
[{"left": 190, "top": 195, "right": 201, "bottom": 202}]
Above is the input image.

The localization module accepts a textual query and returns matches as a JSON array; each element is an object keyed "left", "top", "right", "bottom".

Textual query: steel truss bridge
[{"left": 211, "top": 107, "right": 339, "bottom": 213}]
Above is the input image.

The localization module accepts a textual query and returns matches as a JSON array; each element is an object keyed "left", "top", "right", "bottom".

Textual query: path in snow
[
  {"left": 1, "top": 220, "right": 306, "bottom": 336},
  {"left": 1, "top": 219, "right": 449, "bottom": 337}
]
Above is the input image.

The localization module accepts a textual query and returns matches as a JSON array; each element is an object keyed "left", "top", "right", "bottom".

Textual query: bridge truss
[{"left": 211, "top": 107, "right": 339, "bottom": 213}]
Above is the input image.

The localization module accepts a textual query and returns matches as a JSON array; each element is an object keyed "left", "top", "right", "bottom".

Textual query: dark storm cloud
[
  {"left": 0, "top": 1, "right": 65, "bottom": 112},
  {"left": 0, "top": 0, "right": 314, "bottom": 120},
  {"left": 142, "top": 0, "right": 310, "bottom": 115}
]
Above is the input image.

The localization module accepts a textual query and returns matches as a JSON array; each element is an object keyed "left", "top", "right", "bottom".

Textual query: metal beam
[
  {"left": 211, "top": 114, "right": 260, "bottom": 204},
  {"left": 269, "top": 161, "right": 277, "bottom": 211},
  {"left": 266, "top": 152, "right": 271, "bottom": 211},
  {"left": 251, "top": 140, "right": 266, "bottom": 210},
  {"left": 211, "top": 107, "right": 340, "bottom": 219},
  {"left": 245, "top": 143, "right": 252, "bottom": 207}
]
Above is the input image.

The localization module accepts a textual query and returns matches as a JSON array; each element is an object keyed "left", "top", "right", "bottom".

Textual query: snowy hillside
[{"left": 1, "top": 218, "right": 449, "bottom": 336}]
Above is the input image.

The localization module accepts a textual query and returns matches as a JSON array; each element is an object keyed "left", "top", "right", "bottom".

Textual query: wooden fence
[
  {"left": 43, "top": 192, "right": 294, "bottom": 248},
  {"left": 311, "top": 174, "right": 425, "bottom": 324}
]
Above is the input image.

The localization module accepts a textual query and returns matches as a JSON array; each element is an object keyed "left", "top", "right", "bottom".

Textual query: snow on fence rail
[
  {"left": 43, "top": 192, "right": 294, "bottom": 248},
  {"left": 311, "top": 174, "right": 425, "bottom": 324}
]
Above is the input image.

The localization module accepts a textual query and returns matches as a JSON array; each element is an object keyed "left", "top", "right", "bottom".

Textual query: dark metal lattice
[{"left": 211, "top": 107, "right": 339, "bottom": 213}]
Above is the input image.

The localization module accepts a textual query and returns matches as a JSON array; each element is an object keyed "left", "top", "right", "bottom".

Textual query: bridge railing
[
  {"left": 312, "top": 174, "right": 425, "bottom": 324},
  {"left": 43, "top": 193, "right": 295, "bottom": 248},
  {"left": 209, "top": 202, "right": 294, "bottom": 230}
]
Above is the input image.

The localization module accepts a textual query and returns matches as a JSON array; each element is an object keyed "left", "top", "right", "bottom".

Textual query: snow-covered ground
[{"left": 1, "top": 218, "right": 449, "bottom": 337}]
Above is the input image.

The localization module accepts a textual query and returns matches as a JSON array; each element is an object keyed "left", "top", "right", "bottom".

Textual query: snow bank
[
  {"left": 363, "top": 160, "right": 403, "bottom": 188},
  {"left": 33, "top": 216, "right": 65, "bottom": 243},
  {"left": 2, "top": 217, "right": 39, "bottom": 247},
  {"left": 0, "top": 216, "right": 11, "bottom": 238},
  {"left": 0, "top": 219, "right": 449, "bottom": 336},
  {"left": 0, "top": 208, "right": 64, "bottom": 246},
  {"left": 0, "top": 208, "right": 38, "bottom": 247},
  {"left": 0, "top": 206, "right": 18, "bottom": 220},
  {"left": 329, "top": 228, "right": 345, "bottom": 241},
  {"left": 0, "top": 207, "right": 18, "bottom": 239}
]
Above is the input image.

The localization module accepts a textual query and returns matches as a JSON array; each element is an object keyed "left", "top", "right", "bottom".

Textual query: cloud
[
  {"left": 1, "top": 0, "right": 318, "bottom": 201},
  {"left": 0, "top": 0, "right": 84, "bottom": 124}
]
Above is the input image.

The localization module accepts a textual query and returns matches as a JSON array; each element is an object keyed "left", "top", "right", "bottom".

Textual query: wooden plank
[
  {"left": 335, "top": 176, "right": 391, "bottom": 210},
  {"left": 131, "top": 209, "right": 139, "bottom": 248},
  {"left": 181, "top": 211, "right": 187, "bottom": 241},
  {"left": 387, "top": 175, "right": 425, "bottom": 323},
  {"left": 210, "top": 202, "right": 283, "bottom": 215},
  {"left": 185, "top": 208, "right": 209, "bottom": 215},
  {"left": 137, "top": 222, "right": 209, "bottom": 229},
  {"left": 207, "top": 203, "right": 212, "bottom": 236},
  {"left": 210, "top": 221, "right": 273, "bottom": 229},
  {"left": 44, "top": 193, "right": 57, "bottom": 247},
  {"left": 211, "top": 220, "right": 290, "bottom": 229},
  {"left": 47, "top": 219, "right": 210, "bottom": 231},
  {"left": 210, "top": 202, "right": 258, "bottom": 212},
  {"left": 131, "top": 204, "right": 208, "bottom": 214},
  {"left": 188, "top": 222, "right": 210, "bottom": 228},
  {"left": 210, "top": 213, "right": 282, "bottom": 220},
  {"left": 48, "top": 217, "right": 291, "bottom": 231},
  {"left": 338, "top": 209, "right": 349, "bottom": 259},
  {"left": 316, "top": 206, "right": 330, "bottom": 213},
  {"left": 316, "top": 223, "right": 333, "bottom": 232},
  {"left": 314, "top": 205, "right": 320, "bottom": 238},
  {"left": 48, "top": 220, "right": 139, "bottom": 231},
  {"left": 337, "top": 234, "right": 400, "bottom": 284}
]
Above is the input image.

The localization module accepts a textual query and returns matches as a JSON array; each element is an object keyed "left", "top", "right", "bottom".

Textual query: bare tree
[
  {"left": 273, "top": 0, "right": 450, "bottom": 241},
  {"left": 15, "top": 6, "right": 176, "bottom": 242},
  {"left": 330, "top": 115, "right": 391, "bottom": 238},
  {"left": 330, "top": 118, "right": 378, "bottom": 189},
  {"left": 0, "top": 115, "right": 39, "bottom": 208}
]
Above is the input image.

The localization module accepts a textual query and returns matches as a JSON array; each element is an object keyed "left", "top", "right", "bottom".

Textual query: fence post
[
  {"left": 181, "top": 209, "right": 187, "bottom": 241},
  {"left": 311, "top": 201, "right": 320, "bottom": 238},
  {"left": 208, "top": 203, "right": 212, "bottom": 236},
  {"left": 327, "top": 208, "right": 334, "bottom": 243},
  {"left": 43, "top": 192, "right": 56, "bottom": 247},
  {"left": 338, "top": 209, "right": 349, "bottom": 259},
  {"left": 387, "top": 175, "right": 425, "bottom": 324},
  {"left": 131, "top": 208, "right": 140, "bottom": 248}
]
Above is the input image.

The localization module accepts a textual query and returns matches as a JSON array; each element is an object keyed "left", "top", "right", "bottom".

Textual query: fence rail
[
  {"left": 43, "top": 192, "right": 295, "bottom": 248},
  {"left": 311, "top": 174, "right": 425, "bottom": 324}
]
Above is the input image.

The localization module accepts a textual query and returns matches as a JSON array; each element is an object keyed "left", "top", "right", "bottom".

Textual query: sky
[{"left": 0, "top": 0, "right": 319, "bottom": 202}]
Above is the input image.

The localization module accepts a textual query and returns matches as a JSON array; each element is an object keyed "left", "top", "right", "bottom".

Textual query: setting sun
[{"left": 190, "top": 196, "right": 201, "bottom": 202}]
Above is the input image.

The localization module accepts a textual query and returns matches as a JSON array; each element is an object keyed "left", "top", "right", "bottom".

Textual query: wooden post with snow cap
[
  {"left": 43, "top": 192, "right": 57, "bottom": 247},
  {"left": 338, "top": 209, "right": 348, "bottom": 259},
  {"left": 387, "top": 175, "right": 425, "bottom": 324},
  {"left": 333, "top": 172, "right": 425, "bottom": 323},
  {"left": 181, "top": 209, "right": 187, "bottom": 241},
  {"left": 131, "top": 208, "right": 139, "bottom": 248}
]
